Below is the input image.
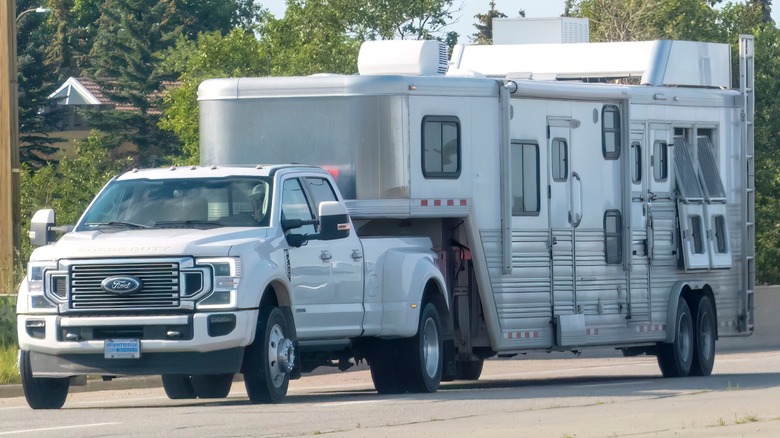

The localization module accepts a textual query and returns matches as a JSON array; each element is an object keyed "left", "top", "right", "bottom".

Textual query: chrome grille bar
[{"left": 68, "top": 261, "right": 181, "bottom": 310}]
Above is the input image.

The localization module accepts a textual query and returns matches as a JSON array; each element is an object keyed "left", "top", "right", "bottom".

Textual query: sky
[{"left": 259, "top": 1, "right": 780, "bottom": 44}]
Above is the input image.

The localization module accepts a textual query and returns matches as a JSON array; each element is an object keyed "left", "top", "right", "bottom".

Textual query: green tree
[
  {"left": 159, "top": 29, "right": 271, "bottom": 163},
  {"left": 17, "top": 0, "right": 63, "bottom": 166}
]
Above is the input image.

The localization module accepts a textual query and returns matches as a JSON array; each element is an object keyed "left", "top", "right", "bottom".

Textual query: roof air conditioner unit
[{"left": 358, "top": 40, "right": 448, "bottom": 76}]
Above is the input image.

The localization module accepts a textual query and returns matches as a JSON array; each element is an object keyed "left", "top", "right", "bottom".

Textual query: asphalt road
[{"left": 1, "top": 349, "right": 779, "bottom": 437}]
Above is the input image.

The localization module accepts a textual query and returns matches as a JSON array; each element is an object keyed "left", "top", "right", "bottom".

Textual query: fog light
[
  {"left": 207, "top": 314, "right": 236, "bottom": 337},
  {"left": 25, "top": 319, "right": 46, "bottom": 339}
]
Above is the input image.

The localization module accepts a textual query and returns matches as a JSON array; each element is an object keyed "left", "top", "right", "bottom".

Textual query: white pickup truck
[{"left": 17, "top": 165, "right": 449, "bottom": 409}]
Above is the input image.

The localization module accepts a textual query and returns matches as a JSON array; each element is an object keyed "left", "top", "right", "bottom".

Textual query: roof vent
[{"left": 358, "top": 40, "right": 448, "bottom": 76}]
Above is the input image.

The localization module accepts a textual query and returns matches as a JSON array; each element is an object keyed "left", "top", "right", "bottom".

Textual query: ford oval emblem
[{"left": 101, "top": 276, "right": 143, "bottom": 295}]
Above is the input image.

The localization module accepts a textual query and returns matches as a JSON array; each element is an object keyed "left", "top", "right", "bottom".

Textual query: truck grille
[{"left": 69, "top": 262, "right": 180, "bottom": 310}]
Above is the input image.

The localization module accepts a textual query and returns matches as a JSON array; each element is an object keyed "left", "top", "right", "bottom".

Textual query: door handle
[
  {"left": 351, "top": 249, "right": 363, "bottom": 260},
  {"left": 320, "top": 250, "right": 332, "bottom": 261}
]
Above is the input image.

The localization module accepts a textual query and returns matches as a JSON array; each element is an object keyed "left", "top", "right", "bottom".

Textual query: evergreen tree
[{"left": 471, "top": 1, "right": 515, "bottom": 45}]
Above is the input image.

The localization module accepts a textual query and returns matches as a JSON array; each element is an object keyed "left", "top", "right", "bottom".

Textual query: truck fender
[
  {"left": 380, "top": 249, "right": 448, "bottom": 338},
  {"left": 663, "top": 280, "right": 714, "bottom": 344}
]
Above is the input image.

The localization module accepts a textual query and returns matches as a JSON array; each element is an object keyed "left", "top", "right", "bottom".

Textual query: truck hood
[{"left": 30, "top": 228, "right": 269, "bottom": 261}]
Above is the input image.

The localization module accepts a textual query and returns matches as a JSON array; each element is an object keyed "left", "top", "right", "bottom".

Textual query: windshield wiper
[
  {"left": 153, "top": 220, "right": 221, "bottom": 229},
  {"left": 85, "top": 221, "right": 152, "bottom": 230}
]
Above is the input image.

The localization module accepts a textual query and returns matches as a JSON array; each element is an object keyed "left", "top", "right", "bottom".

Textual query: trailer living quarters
[{"left": 198, "top": 35, "right": 755, "bottom": 378}]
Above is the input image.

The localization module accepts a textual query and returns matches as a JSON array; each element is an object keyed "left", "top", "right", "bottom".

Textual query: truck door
[
  {"left": 281, "top": 176, "right": 363, "bottom": 340},
  {"left": 547, "top": 118, "right": 576, "bottom": 318}
]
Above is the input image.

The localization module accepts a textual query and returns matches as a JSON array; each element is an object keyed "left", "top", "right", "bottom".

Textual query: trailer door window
[
  {"left": 511, "top": 141, "right": 540, "bottom": 215},
  {"left": 689, "top": 215, "right": 705, "bottom": 254},
  {"left": 551, "top": 138, "right": 568, "bottom": 182},
  {"left": 422, "top": 116, "right": 460, "bottom": 178},
  {"left": 631, "top": 142, "right": 642, "bottom": 183},
  {"left": 604, "top": 210, "right": 623, "bottom": 264},
  {"left": 653, "top": 140, "right": 668, "bottom": 181},
  {"left": 602, "top": 105, "right": 621, "bottom": 160}
]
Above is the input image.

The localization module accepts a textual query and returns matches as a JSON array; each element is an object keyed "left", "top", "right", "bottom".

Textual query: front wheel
[
  {"left": 657, "top": 297, "right": 694, "bottom": 377},
  {"left": 243, "top": 307, "right": 294, "bottom": 403},
  {"left": 20, "top": 350, "right": 69, "bottom": 409},
  {"left": 191, "top": 374, "right": 234, "bottom": 399},
  {"left": 161, "top": 374, "right": 196, "bottom": 399},
  {"left": 690, "top": 295, "right": 716, "bottom": 376},
  {"left": 404, "top": 302, "right": 443, "bottom": 393}
]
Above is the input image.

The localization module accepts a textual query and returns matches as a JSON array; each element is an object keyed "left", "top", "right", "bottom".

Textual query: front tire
[
  {"left": 20, "top": 350, "right": 69, "bottom": 409},
  {"left": 243, "top": 307, "right": 294, "bottom": 403},
  {"left": 404, "top": 302, "right": 443, "bottom": 393},
  {"left": 690, "top": 295, "right": 716, "bottom": 376},
  {"left": 161, "top": 375, "right": 196, "bottom": 399},
  {"left": 191, "top": 374, "right": 234, "bottom": 399},
  {"left": 657, "top": 297, "right": 694, "bottom": 377}
]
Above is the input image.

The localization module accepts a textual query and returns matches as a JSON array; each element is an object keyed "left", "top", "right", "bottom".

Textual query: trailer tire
[
  {"left": 404, "top": 302, "right": 443, "bottom": 393},
  {"left": 20, "top": 350, "right": 69, "bottom": 409},
  {"left": 162, "top": 375, "right": 196, "bottom": 399},
  {"left": 244, "top": 307, "right": 293, "bottom": 404},
  {"left": 690, "top": 295, "right": 716, "bottom": 377},
  {"left": 456, "top": 359, "right": 484, "bottom": 380},
  {"left": 191, "top": 374, "right": 234, "bottom": 399},
  {"left": 657, "top": 297, "right": 694, "bottom": 378},
  {"left": 369, "top": 340, "right": 405, "bottom": 394}
]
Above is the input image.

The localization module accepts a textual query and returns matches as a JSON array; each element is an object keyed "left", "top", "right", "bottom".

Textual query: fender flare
[{"left": 664, "top": 280, "right": 715, "bottom": 343}]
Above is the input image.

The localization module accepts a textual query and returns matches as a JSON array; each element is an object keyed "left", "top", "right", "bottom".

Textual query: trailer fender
[
  {"left": 380, "top": 248, "right": 449, "bottom": 338},
  {"left": 664, "top": 280, "right": 710, "bottom": 344}
]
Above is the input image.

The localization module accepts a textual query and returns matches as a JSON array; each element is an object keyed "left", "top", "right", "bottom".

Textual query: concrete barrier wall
[{"left": 718, "top": 285, "right": 780, "bottom": 351}]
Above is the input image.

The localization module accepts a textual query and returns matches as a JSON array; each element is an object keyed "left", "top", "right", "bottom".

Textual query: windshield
[{"left": 76, "top": 176, "right": 273, "bottom": 231}]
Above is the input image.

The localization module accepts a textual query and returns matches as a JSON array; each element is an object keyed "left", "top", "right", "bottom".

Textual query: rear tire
[
  {"left": 191, "top": 374, "right": 234, "bottom": 399},
  {"left": 20, "top": 350, "right": 69, "bottom": 409},
  {"left": 657, "top": 297, "right": 694, "bottom": 377},
  {"left": 161, "top": 375, "right": 196, "bottom": 400},
  {"left": 368, "top": 340, "right": 405, "bottom": 394},
  {"left": 456, "top": 359, "right": 484, "bottom": 380},
  {"left": 244, "top": 307, "right": 293, "bottom": 403},
  {"left": 690, "top": 295, "right": 716, "bottom": 376},
  {"left": 404, "top": 302, "right": 443, "bottom": 393}
]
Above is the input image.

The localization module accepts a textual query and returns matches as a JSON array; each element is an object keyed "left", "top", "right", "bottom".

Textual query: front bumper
[{"left": 17, "top": 309, "right": 258, "bottom": 377}]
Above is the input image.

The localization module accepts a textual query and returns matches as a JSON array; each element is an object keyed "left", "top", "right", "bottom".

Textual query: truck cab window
[{"left": 281, "top": 179, "right": 317, "bottom": 235}]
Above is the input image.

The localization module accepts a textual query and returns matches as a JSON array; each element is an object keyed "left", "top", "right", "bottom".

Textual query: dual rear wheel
[{"left": 657, "top": 295, "right": 716, "bottom": 378}]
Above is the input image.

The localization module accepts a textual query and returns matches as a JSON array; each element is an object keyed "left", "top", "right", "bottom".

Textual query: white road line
[
  {"left": 313, "top": 399, "right": 391, "bottom": 407},
  {"left": 0, "top": 422, "right": 120, "bottom": 436},
  {"left": 574, "top": 380, "right": 654, "bottom": 388},
  {"left": 76, "top": 396, "right": 167, "bottom": 405}
]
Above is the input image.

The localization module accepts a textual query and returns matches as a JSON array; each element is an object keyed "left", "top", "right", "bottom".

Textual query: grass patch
[{"left": 0, "top": 343, "right": 19, "bottom": 384}]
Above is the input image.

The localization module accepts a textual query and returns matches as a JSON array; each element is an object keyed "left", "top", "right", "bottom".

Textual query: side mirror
[
  {"left": 29, "top": 209, "right": 56, "bottom": 247},
  {"left": 318, "top": 201, "right": 350, "bottom": 241}
]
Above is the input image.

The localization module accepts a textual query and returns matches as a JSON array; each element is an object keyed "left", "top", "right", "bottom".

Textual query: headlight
[
  {"left": 195, "top": 257, "right": 240, "bottom": 310},
  {"left": 25, "top": 261, "right": 59, "bottom": 313}
]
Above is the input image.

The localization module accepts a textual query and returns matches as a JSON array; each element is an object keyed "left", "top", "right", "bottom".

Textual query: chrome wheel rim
[
  {"left": 267, "top": 323, "right": 292, "bottom": 388},
  {"left": 422, "top": 317, "right": 440, "bottom": 378},
  {"left": 678, "top": 312, "right": 692, "bottom": 362},
  {"left": 699, "top": 310, "right": 714, "bottom": 360}
]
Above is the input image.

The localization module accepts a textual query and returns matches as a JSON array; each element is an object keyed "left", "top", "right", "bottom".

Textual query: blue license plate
[{"left": 104, "top": 339, "right": 141, "bottom": 359}]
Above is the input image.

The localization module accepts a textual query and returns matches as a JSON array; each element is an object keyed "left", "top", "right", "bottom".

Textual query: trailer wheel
[
  {"left": 405, "top": 302, "right": 443, "bottom": 393},
  {"left": 244, "top": 307, "right": 293, "bottom": 403},
  {"left": 657, "top": 297, "right": 694, "bottom": 377},
  {"left": 161, "top": 375, "right": 196, "bottom": 399},
  {"left": 456, "top": 359, "right": 484, "bottom": 380},
  {"left": 19, "top": 350, "right": 69, "bottom": 409},
  {"left": 191, "top": 374, "right": 234, "bottom": 399},
  {"left": 369, "top": 340, "right": 405, "bottom": 394},
  {"left": 690, "top": 295, "right": 716, "bottom": 376}
]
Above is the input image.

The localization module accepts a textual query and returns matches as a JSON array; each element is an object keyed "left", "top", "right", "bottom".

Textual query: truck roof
[{"left": 115, "top": 165, "right": 327, "bottom": 181}]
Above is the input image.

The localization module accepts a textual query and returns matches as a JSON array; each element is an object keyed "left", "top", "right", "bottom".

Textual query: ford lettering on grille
[{"left": 101, "top": 276, "right": 143, "bottom": 295}]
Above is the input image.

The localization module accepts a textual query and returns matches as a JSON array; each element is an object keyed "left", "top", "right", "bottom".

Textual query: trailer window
[
  {"left": 653, "top": 140, "right": 668, "bottom": 182},
  {"left": 604, "top": 210, "right": 623, "bottom": 264},
  {"left": 551, "top": 138, "right": 568, "bottom": 182},
  {"left": 602, "top": 105, "right": 621, "bottom": 160},
  {"left": 690, "top": 215, "right": 704, "bottom": 254},
  {"left": 422, "top": 116, "right": 460, "bottom": 178},
  {"left": 631, "top": 141, "right": 642, "bottom": 183},
  {"left": 714, "top": 214, "right": 728, "bottom": 253},
  {"left": 511, "top": 141, "right": 540, "bottom": 216}
]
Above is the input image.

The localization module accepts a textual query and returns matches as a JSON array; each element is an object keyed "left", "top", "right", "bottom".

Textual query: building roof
[{"left": 49, "top": 77, "right": 179, "bottom": 115}]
